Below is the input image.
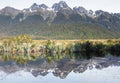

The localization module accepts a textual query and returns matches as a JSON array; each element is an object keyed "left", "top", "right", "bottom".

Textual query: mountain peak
[
  {"left": 2, "top": 6, "right": 20, "bottom": 11},
  {"left": 0, "top": 6, "right": 20, "bottom": 17},
  {"left": 30, "top": 3, "right": 39, "bottom": 11},
  {"left": 95, "top": 10, "right": 105, "bottom": 16},
  {"left": 58, "top": 1, "right": 67, "bottom": 6},
  {"left": 39, "top": 4, "right": 48, "bottom": 9},
  {"left": 31, "top": 3, "right": 38, "bottom": 7},
  {"left": 29, "top": 3, "right": 49, "bottom": 11},
  {"left": 52, "top": 1, "right": 69, "bottom": 11},
  {"left": 73, "top": 6, "right": 88, "bottom": 14}
]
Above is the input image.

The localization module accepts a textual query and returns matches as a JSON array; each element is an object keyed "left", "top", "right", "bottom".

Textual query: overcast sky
[{"left": 0, "top": 0, "right": 120, "bottom": 13}]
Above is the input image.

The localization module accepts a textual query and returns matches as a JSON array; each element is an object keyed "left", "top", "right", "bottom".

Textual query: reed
[{"left": 0, "top": 35, "right": 120, "bottom": 56}]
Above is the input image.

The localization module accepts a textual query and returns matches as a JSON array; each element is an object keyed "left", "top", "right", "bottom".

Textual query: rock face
[
  {"left": 73, "top": 6, "right": 88, "bottom": 15},
  {"left": 0, "top": 6, "right": 21, "bottom": 18},
  {"left": 29, "top": 3, "right": 48, "bottom": 11},
  {"left": 0, "top": 1, "right": 120, "bottom": 39},
  {"left": 52, "top": 1, "right": 70, "bottom": 11},
  {"left": 0, "top": 1, "right": 120, "bottom": 24}
]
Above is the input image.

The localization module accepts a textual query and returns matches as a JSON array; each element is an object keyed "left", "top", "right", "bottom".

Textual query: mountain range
[{"left": 0, "top": 1, "right": 120, "bottom": 39}]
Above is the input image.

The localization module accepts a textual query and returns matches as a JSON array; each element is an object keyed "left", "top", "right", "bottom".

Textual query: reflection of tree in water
[{"left": 0, "top": 53, "right": 120, "bottom": 79}]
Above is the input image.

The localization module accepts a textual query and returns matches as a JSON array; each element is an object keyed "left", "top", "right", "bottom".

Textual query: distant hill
[{"left": 0, "top": 1, "right": 120, "bottom": 39}]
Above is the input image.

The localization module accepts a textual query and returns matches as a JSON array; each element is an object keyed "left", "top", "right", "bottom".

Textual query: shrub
[
  {"left": 92, "top": 43, "right": 105, "bottom": 52},
  {"left": 74, "top": 43, "right": 81, "bottom": 52},
  {"left": 80, "top": 41, "right": 93, "bottom": 52}
]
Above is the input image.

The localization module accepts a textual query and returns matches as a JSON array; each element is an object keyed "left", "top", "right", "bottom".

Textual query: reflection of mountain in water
[{"left": 0, "top": 56, "right": 120, "bottom": 79}]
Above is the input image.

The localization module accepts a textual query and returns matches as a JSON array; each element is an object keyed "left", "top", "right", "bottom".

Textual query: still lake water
[{"left": 0, "top": 54, "right": 120, "bottom": 83}]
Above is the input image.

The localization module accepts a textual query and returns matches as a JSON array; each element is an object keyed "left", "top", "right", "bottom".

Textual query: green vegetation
[
  {"left": 1, "top": 23, "right": 120, "bottom": 39},
  {"left": 0, "top": 35, "right": 120, "bottom": 56},
  {"left": 0, "top": 34, "right": 33, "bottom": 54},
  {"left": 0, "top": 35, "right": 120, "bottom": 64}
]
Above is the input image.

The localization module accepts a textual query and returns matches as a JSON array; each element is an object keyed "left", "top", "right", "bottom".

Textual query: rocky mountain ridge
[{"left": 0, "top": 1, "right": 120, "bottom": 39}]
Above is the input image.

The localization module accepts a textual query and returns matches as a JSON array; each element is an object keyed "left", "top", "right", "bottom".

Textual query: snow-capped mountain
[
  {"left": 30, "top": 3, "right": 48, "bottom": 11},
  {"left": 0, "top": 1, "right": 119, "bottom": 21},
  {"left": 52, "top": 1, "right": 71, "bottom": 12},
  {"left": 23, "top": 3, "right": 49, "bottom": 12},
  {"left": 0, "top": 1, "right": 120, "bottom": 39}
]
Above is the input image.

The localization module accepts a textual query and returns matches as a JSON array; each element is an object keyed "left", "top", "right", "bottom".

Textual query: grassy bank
[{"left": 0, "top": 35, "right": 120, "bottom": 55}]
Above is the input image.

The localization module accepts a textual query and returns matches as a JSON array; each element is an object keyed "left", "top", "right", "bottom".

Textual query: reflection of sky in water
[{"left": 0, "top": 66, "right": 120, "bottom": 83}]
